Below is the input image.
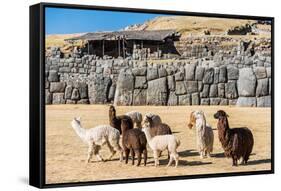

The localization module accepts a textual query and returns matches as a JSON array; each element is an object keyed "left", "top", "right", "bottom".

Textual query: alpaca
[
  {"left": 121, "top": 118, "right": 147, "bottom": 166},
  {"left": 143, "top": 114, "right": 172, "bottom": 158},
  {"left": 142, "top": 116, "right": 180, "bottom": 167},
  {"left": 71, "top": 117, "right": 123, "bottom": 163},
  {"left": 109, "top": 105, "right": 133, "bottom": 134},
  {"left": 188, "top": 111, "right": 214, "bottom": 158},
  {"left": 144, "top": 113, "right": 162, "bottom": 127},
  {"left": 125, "top": 111, "right": 143, "bottom": 129},
  {"left": 214, "top": 110, "right": 254, "bottom": 166}
]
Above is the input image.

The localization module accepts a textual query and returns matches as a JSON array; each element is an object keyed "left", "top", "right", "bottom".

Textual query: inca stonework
[{"left": 45, "top": 40, "right": 271, "bottom": 107}]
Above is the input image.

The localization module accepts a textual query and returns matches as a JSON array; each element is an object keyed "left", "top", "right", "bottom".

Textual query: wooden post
[
  {"left": 87, "top": 41, "right": 90, "bottom": 55},
  {"left": 118, "top": 38, "right": 121, "bottom": 57},
  {"left": 102, "top": 40, "right": 104, "bottom": 56},
  {"left": 122, "top": 38, "right": 125, "bottom": 58}
]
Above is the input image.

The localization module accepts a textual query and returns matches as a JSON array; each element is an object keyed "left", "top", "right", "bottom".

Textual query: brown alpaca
[
  {"left": 214, "top": 110, "right": 254, "bottom": 166},
  {"left": 109, "top": 105, "right": 133, "bottom": 134},
  {"left": 121, "top": 118, "right": 147, "bottom": 166}
]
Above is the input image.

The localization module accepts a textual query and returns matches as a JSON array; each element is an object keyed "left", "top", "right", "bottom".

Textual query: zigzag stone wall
[{"left": 45, "top": 50, "right": 271, "bottom": 107}]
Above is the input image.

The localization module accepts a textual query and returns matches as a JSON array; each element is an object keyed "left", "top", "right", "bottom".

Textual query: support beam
[
  {"left": 122, "top": 38, "right": 125, "bottom": 58},
  {"left": 118, "top": 38, "right": 121, "bottom": 57},
  {"left": 102, "top": 40, "right": 104, "bottom": 56},
  {"left": 87, "top": 40, "right": 90, "bottom": 54}
]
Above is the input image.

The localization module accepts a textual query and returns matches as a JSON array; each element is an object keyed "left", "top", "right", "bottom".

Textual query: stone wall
[{"left": 45, "top": 46, "right": 271, "bottom": 107}]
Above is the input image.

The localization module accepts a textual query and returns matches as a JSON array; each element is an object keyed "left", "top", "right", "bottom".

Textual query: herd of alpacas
[{"left": 71, "top": 106, "right": 254, "bottom": 168}]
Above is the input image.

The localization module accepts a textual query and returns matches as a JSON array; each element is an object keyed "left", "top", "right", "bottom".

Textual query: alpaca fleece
[
  {"left": 71, "top": 118, "right": 123, "bottom": 163},
  {"left": 121, "top": 118, "right": 147, "bottom": 166},
  {"left": 188, "top": 111, "right": 214, "bottom": 158},
  {"left": 109, "top": 105, "right": 133, "bottom": 134},
  {"left": 125, "top": 111, "right": 143, "bottom": 129},
  {"left": 214, "top": 110, "right": 254, "bottom": 166}
]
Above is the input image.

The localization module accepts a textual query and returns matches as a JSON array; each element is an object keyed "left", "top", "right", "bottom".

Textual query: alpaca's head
[
  {"left": 71, "top": 117, "right": 81, "bottom": 128},
  {"left": 143, "top": 115, "right": 153, "bottom": 128},
  {"left": 109, "top": 105, "right": 116, "bottom": 117},
  {"left": 121, "top": 118, "right": 131, "bottom": 134},
  {"left": 214, "top": 110, "right": 229, "bottom": 119},
  {"left": 188, "top": 111, "right": 204, "bottom": 129},
  {"left": 188, "top": 111, "right": 196, "bottom": 129}
]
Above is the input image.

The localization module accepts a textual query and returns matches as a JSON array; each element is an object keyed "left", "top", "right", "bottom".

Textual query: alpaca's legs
[
  {"left": 113, "top": 143, "right": 123, "bottom": 162},
  {"left": 106, "top": 140, "right": 116, "bottom": 161},
  {"left": 166, "top": 153, "right": 174, "bottom": 167},
  {"left": 153, "top": 151, "right": 160, "bottom": 167},
  {"left": 87, "top": 143, "right": 94, "bottom": 163},
  {"left": 135, "top": 149, "right": 142, "bottom": 166},
  {"left": 124, "top": 148, "right": 130, "bottom": 164},
  {"left": 174, "top": 153, "right": 179, "bottom": 167},
  {"left": 200, "top": 151, "right": 205, "bottom": 159},
  {"left": 143, "top": 148, "right": 147, "bottom": 166},
  {"left": 131, "top": 148, "right": 135, "bottom": 165},
  {"left": 232, "top": 155, "right": 238, "bottom": 166},
  {"left": 94, "top": 145, "right": 104, "bottom": 162}
]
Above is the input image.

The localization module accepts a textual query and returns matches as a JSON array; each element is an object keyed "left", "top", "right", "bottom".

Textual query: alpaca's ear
[{"left": 77, "top": 116, "right": 81, "bottom": 121}]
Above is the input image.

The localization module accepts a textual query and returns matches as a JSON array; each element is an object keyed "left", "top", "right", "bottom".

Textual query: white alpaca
[
  {"left": 142, "top": 118, "right": 180, "bottom": 167},
  {"left": 144, "top": 113, "right": 162, "bottom": 127},
  {"left": 71, "top": 117, "right": 123, "bottom": 163},
  {"left": 125, "top": 111, "right": 143, "bottom": 128},
  {"left": 189, "top": 111, "right": 214, "bottom": 158}
]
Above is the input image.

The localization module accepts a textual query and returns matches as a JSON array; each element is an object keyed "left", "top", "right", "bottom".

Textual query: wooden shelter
[{"left": 66, "top": 30, "right": 180, "bottom": 58}]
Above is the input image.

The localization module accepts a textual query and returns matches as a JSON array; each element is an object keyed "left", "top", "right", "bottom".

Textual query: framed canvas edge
[{"left": 29, "top": 2, "right": 275, "bottom": 189}]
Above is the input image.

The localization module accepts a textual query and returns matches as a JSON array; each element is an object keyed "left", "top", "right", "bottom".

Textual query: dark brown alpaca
[
  {"left": 109, "top": 105, "right": 133, "bottom": 134},
  {"left": 121, "top": 118, "right": 147, "bottom": 166},
  {"left": 214, "top": 110, "right": 254, "bottom": 166}
]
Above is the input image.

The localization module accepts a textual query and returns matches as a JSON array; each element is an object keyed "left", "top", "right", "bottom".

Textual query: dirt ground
[{"left": 45, "top": 105, "right": 271, "bottom": 184}]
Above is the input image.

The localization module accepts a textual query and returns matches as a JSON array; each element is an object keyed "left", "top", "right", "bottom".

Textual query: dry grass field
[{"left": 46, "top": 105, "right": 271, "bottom": 184}]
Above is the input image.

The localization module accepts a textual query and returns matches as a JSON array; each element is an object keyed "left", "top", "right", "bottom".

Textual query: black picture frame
[{"left": 29, "top": 2, "right": 274, "bottom": 189}]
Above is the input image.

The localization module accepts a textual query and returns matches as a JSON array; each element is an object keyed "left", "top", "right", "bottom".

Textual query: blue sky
[{"left": 45, "top": 7, "right": 167, "bottom": 34}]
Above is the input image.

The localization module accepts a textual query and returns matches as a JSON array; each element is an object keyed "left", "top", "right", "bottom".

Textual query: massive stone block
[
  {"left": 64, "top": 85, "right": 73, "bottom": 99},
  {"left": 210, "top": 98, "right": 221, "bottom": 105},
  {"left": 237, "top": 68, "right": 257, "bottom": 97},
  {"left": 48, "top": 70, "right": 59, "bottom": 82},
  {"left": 219, "top": 66, "right": 227, "bottom": 83},
  {"left": 132, "top": 67, "right": 147, "bottom": 76},
  {"left": 50, "top": 82, "right": 66, "bottom": 93},
  {"left": 214, "top": 68, "right": 219, "bottom": 84},
  {"left": 134, "top": 76, "right": 147, "bottom": 89},
  {"left": 209, "top": 84, "right": 218, "bottom": 97},
  {"left": 45, "top": 90, "right": 52, "bottom": 104},
  {"left": 218, "top": 83, "right": 225, "bottom": 98},
  {"left": 52, "top": 93, "right": 65, "bottom": 104},
  {"left": 158, "top": 68, "right": 167, "bottom": 78},
  {"left": 185, "top": 63, "right": 196, "bottom": 80},
  {"left": 257, "top": 96, "right": 271, "bottom": 107},
  {"left": 108, "top": 83, "right": 116, "bottom": 101},
  {"left": 200, "top": 98, "right": 210, "bottom": 105},
  {"left": 147, "top": 67, "right": 158, "bottom": 81},
  {"left": 147, "top": 77, "right": 167, "bottom": 105},
  {"left": 175, "top": 81, "right": 187, "bottom": 95},
  {"left": 256, "top": 78, "right": 269, "bottom": 97},
  {"left": 192, "top": 93, "right": 200, "bottom": 105},
  {"left": 74, "top": 82, "right": 88, "bottom": 99},
  {"left": 89, "top": 75, "right": 112, "bottom": 104},
  {"left": 225, "top": 81, "right": 238, "bottom": 99},
  {"left": 185, "top": 81, "right": 198, "bottom": 94},
  {"left": 167, "top": 75, "right": 175, "bottom": 91},
  {"left": 175, "top": 71, "right": 185, "bottom": 81},
  {"left": 178, "top": 94, "right": 191, "bottom": 105},
  {"left": 167, "top": 91, "right": 178, "bottom": 106},
  {"left": 71, "top": 88, "right": 80, "bottom": 100},
  {"left": 132, "top": 89, "right": 147, "bottom": 105},
  {"left": 236, "top": 97, "right": 257, "bottom": 107},
  {"left": 254, "top": 67, "right": 267, "bottom": 79},
  {"left": 227, "top": 66, "right": 239, "bottom": 80},
  {"left": 200, "top": 84, "right": 210, "bottom": 98},
  {"left": 195, "top": 67, "right": 205, "bottom": 81},
  {"left": 203, "top": 68, "right": 214, "bottom": 84}
]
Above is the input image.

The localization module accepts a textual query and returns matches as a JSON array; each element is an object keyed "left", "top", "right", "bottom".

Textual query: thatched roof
[{"left": 66, "top": 30, "right": 179, "bottom": 42}]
